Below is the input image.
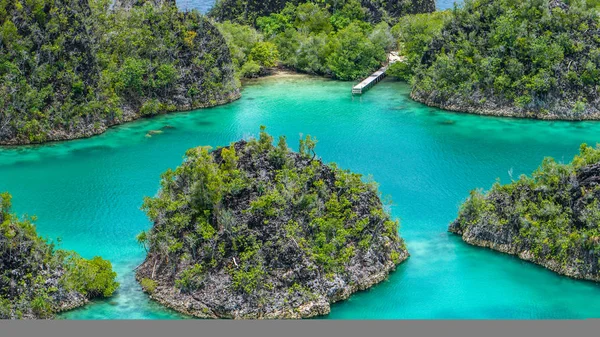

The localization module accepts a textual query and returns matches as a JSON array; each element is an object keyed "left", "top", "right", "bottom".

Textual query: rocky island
[
  {"left": 0, "top": 193, "right": 119, "bottom": 319},
  {"left": 136, "top": 128, "right": 408, "bottom": 318},
  {"left": 406, "top": 0, "right": 600, "bottom": 120},
  {"left": 0, "top": 0, "right": 239, "bottom": 145},
  {"left": 450, "top": 144, "right": 600, "bottom": 281}
]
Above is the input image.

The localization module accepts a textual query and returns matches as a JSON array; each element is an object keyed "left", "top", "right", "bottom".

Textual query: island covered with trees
[
  {"left": 450, "top": 144, "right": 600, "bottom": 281},
  {"left": 391, "top": 0, "right": 600, "bottom": 120},
  {"left": 0, "top": 0, "right": 239, "bottom": 145},
  {"left": 0, "top": 193, "right": 119, "bottom": 319},
  {"left": 135, "top": 128, "right": 408, "bottom": 318}
]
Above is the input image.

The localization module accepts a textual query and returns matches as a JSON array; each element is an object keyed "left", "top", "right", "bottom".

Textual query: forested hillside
[
  {"left": 0, "top": 0, "right": 239, "bottom": 145},
  {"left": 213, "top": 0, "right": 434, "bottom": 80}
]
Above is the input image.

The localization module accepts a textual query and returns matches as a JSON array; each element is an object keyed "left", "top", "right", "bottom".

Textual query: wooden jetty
[
  {"left": 351, "top": 65, "right": 389, "bottom": 95},
  {"left": 352, "top": 51, "right": 403, "bottom": 95}
]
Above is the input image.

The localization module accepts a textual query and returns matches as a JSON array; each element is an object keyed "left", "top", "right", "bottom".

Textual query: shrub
[
  {"left": 140, "top": 278, "right": 158, "bottom": 294},
  {"left": 65, "top": 256, "right": 119, "bottom": 298}
]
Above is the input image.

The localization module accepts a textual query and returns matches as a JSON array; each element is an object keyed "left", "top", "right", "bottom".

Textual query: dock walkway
[
  {"left": 352, "top": 51, "right": 403, "bottom": 95},
  {"left": 351, "top": 66, "right": 389, "bottom": 95}
]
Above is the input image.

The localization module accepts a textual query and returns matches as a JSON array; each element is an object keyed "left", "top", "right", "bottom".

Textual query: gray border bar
[{"left": 2, "top": 320, "right": 599, "bottom": 337}]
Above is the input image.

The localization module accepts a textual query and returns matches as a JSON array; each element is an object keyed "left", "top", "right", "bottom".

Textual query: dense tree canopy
[
  {"left": 216, "top": 1, "right": 404, "bottom": 80},
  {"left": 209, "top": 0, "right": 435, "bottom": 26}
]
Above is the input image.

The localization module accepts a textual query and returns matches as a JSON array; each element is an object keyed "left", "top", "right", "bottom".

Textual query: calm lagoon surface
[{"left": 2, "top": 75, "right": 600, "bottom": 319}]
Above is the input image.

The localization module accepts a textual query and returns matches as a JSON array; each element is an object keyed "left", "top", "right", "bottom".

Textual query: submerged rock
[
  {"left": 145, "top": 130, "right": 164, "bottom": 138},
  {"left": 136, "top": 128, "right": 408, "bottom": 318},
  {"left": 450, "top": 144, "right": 600, "bottom": 281}
]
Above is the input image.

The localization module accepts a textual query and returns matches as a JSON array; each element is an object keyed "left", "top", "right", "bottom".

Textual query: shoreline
[
  {"left": 0, "top": 69, "right": 315, "bottom": 148},
  {"left": 242, "top": 68, "right": 331, "bottom": 84},
  {"left": 135, "top": 250, "right": 409, "bottom": 319},
  {"left": 6, "top": 71, "right": 598, "bottom": 148},
  {"left": 449, "top": 228, "right": 600, "bottom": 283},
  {"left": 411, "top": 91, "right": 600, "bottom": 121},
  {"left": 0, "top": 92, "right": 242, "bottom": 147}
]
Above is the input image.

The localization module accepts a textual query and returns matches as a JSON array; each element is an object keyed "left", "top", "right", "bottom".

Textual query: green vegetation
[
  {"left": 140, "top": 278, "right": 157, "bottom": 294},
  {"left": 393, "top": 0, "right": 600, "bottom": 119},
  {"left": 387, "top": 11, "right": 450, "bottom": 81},
  {"left": 209, "top": 0, "right": 435, "bottom": 26},
  {"left": 452, "top": 144, "right": 600, "bottom": 280},
  {"left": 0, "top": 0, "right": 238, "bottom": 145},
  {"left": 0, "top": 192, "right": 118, "bottom": 319},
  {"left": 137, "top": 127, "right": 407, "bottom": 318},
  {"left": 214, "top": 0, "right": 436, "bottom": 80}
]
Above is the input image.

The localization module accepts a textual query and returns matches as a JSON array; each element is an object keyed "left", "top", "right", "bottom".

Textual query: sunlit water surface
[{"left": 2, "top": 75, "right": 600, "bottom": 319}]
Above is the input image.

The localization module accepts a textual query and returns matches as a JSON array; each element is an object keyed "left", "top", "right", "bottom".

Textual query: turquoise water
[{"left": 2, "top": 75, "right": 600, "bottom": 319}]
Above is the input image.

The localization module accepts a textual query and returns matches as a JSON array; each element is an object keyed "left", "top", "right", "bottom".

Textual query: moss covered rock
[{"left": 136, "top": 128, "right": 408, "bottom": 318}]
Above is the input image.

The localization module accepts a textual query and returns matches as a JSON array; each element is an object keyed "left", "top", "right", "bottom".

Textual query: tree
[
  {"left": 249, "top": 41, "right": 280, "bottom": 68},
  {"left": 326, "top": 23, "right": 386, "bottom": 80}
]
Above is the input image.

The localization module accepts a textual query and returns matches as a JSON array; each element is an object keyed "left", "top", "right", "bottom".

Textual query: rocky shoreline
[
  {"left": 0, "top": 193, "right": 119, "bottom": 319},
  {"left": 0, "top": 92, "right": 240, "bottom": 146},
  {"left": 0, "top": 2, "right": 240, "bottom": 147},
  {"left": 136, "top": 250, "right": 408, "bottom": 319},
  {"left": 449, "top": 147, "right": 600, "bottom": 283},
  {"left": 411, "top": 91, "right": 600, "bottom": 121},
  {"left": 449, "top": 226, "right": 600, "bottom": 282}
]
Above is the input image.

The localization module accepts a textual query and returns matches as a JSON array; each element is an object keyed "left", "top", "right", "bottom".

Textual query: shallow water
[{"left": 2, "top": 75, "right": 600, "bottom": 319}]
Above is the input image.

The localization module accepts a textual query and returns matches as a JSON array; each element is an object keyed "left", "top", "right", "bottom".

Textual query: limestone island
[
  {"left": 397, "top": 0, "right": 600, "bottom": 120},
  {"left": 450, "top": 144, "right": 600, "bottom": 282},
  {"left": 136, "top": 128, "right": 408, "bottom": 318},
  {"left": 0, "top": 193, "right": 119, "bottom": 319},
  {"left": 0, "top": 0, "right": 239, "bottom": 145}
]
